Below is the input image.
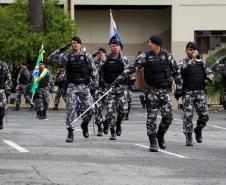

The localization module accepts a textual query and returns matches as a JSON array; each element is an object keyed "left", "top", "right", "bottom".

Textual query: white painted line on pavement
[
  {"left": 3, "top": 140, "right": 29, "bottom": 153},
  {"left": 134, "top": 143, "right": 189, "bottom": 159},
  {"left": 208, "top": 124, "right": 226, "bottom": 130},
  {"left": 158, "top": 116, "right": 226, "bottom": 130}
]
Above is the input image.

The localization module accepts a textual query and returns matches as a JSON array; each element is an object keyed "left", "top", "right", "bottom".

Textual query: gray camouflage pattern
[
  {"left": 182, "top": 90, "right": 209, "bottom": 133},
  {"left": 66, "top": 83, "right": 94, "bottom": 129}
]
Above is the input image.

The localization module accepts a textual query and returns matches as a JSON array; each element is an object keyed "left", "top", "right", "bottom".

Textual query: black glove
[
  {"left": 59, "top": 44, "right": 71, "bottom": 52},
  {"left": 174, "top": 89, "right": 182, "bottom": 100},
  {"left": 112, "top": 77, "right": 123, "bottom": 87},
  {"left": 90, "top": 88, "right": 96, "bottom": 96}
]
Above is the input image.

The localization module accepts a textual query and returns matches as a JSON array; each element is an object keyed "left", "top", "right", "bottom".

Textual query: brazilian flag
[{"left": 31, "top": 45, "right": 48, "bottom": 100}]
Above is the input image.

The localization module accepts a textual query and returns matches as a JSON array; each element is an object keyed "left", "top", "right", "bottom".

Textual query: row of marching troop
[{"left": 0, "top": 34, "right": 226, "bottom": 152}]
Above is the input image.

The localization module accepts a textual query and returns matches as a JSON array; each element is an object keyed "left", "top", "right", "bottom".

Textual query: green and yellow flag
[{"left": 31, "top": 45, "right": 48, "bottom": 99}]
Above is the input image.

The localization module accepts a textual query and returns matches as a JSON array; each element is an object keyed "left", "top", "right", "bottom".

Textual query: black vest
[
  {"left": 103, "top": 56, "right": 125, "bottom": 84},
  {"left": 0, "top": 63, "right": 5, "bottom": 88},
  {"left": 66, "top": 53, "right": 92, "bottom": 84},
  {"left": 144, "top": 51, "right": 172, "bottom": 88},
  {"left": 19, "top": 70, "right": 30, "bottom": 85},
  {"left": 182, "top": 62, "right": 205, "bottom": 91}
]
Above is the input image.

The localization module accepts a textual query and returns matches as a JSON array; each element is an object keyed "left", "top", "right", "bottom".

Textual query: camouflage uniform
[
  {"left": 100, "top": 53, "right": 129, "bottom": 139},
  {"left": 48, "top": 49, "right": 98, "bottom": 133},
  {"left": 116, "top": 49, "right": 182, "bottom": 150},
  {"left": 15, "top": 68, "right": 32, "bottom": 109},
  {"left": 178, "top": 58, "right": 213, "bottom": 145},
  {"left": 93, "top": 58, "right": 105, "bottom": 136},
  {"left": 0, "top": 60, "right": 12, "bottom": 129},
  {"left": 34, "top": 71, "right": 54, "bottom": 119},
  {"left": 125, "top": 76, "right": 135, "bottom": 120},
  {"left": 53, "top": 70, "right": 67, "bottom": 109},
  {"left": 212, "top": 57, "right": 226, "bottom": 110}
]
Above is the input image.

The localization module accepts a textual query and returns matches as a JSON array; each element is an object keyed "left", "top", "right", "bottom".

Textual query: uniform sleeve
[
  {"left": 48, "top": 49, "right": 69, "bottom": 65},
  {"left": 47, "top": 72, "right": 54, "bottom": 89},
  {"left": 87, "top": 53, "right": 99, "bottom": 87},
  {"left": 118, "top": 53, "right": 145, "bottom": 80},
  {"left": 168, "top": 54, "right": 182, "bottom": 90},
  {"left": 3, "top": 62, "right": 12, "bottom": 90}
]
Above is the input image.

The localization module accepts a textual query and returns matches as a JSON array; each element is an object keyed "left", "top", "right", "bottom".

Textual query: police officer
[
  {"left": 34, "top": 62, "right": 53, "bottom": 120},
  {"left": 177, "top": 42, "right": 214, "bottom": 146},
  {"left": 100, "top": 39, "right": 129, "bottom": 140},
  {"left": 114, "top": 35, "right": 182, "bottom": 152},
  {"left": 15, "top": 62, "right": 33, "bottom": 111},
  {"left": 125, "top": 74, "right": 136, "bottom": 120},
  {"left": 0, "top": 60, "right": 12, "bottom": 129},
  {"left": 48, "top": 36, "right": 98, "bottom": 142},
  {"left": 52, "top": 65, "right": 67, "bottom": 110},
  {"left": 212, "top": 55, "right": 226, "bottom": 114},
  {"left": 92, "top": 47, "right": 106, "bottom": 136}
]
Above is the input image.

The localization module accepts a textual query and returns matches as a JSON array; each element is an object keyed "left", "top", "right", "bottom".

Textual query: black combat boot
[
  {"left": 52, "top": 104, "right": 59, "bottom": 110},
  {"left": 0, "top": 114, "right": 4, "bottom": 129},
  {"left": 185, "top": 133, "right": 193, "bottom": 146},
  {"left": 36, "top": 111, "right": 41, "bottom": 119},
  {"left": 43, "top": 110, "right": 47, "bottom": 120},
  {"left": 66, "top": 128, "right": 74, "bottom": 143},
  {"left": 148, "top": 134, "right": 158, "bottom": 152},
  {"left": 96, "top": 124, "right": 103, "bottom": 137},
  {"left": 157, "top": 127, "right": 166, "bottom": 149},
  {"left": 103, "top": 119, "right": 109, "bottom": 134},
  {"left": 116, "top": 113, "right": 124, "bottom": 136},
  {"left": 39, "top": 110, "right": 45, "bottom": 120},
  {"left": 110, "top": 127, "right": 116, "bottom": 140},
  {"left": 125, "top": 112, "right": 129, "bottom": 121},
  {"left": 14, "top": 104, "right": 20, "bottom": 111},
  {"left": 81, "top": 121, "right": 89, "bottom": 138},
  {"left": 194, "top": 127, "right": 203, "bottom": 143}
]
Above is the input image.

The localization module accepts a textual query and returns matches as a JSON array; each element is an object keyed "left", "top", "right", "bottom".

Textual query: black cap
[
  {"left": 72, "top": 36, "right": 82, "bottom": 44},
  {"left": 109, "top": 38, "right": 120, "bottom": 45},
  {"left": 186, "top": 42, "right": 197, "bottom": 50},
  {"left": 149, "top": 35, "right": 162, "bottom": 46},
  {"left": 97, "top": 47, "right": 106, "bottom": 54}
]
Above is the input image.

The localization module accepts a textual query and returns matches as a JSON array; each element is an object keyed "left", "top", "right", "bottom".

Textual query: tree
[
  {"left": 0, "top": 0, "right": 76, "bottom": 90},
  {"left": 28, "top": 0, "right": 43, "bottom": 32}
]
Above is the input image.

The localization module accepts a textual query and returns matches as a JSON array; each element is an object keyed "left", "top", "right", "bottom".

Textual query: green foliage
[
  {"left": 206, "top": 48, "right": 226, "bottom": 99},
  {"left": 0, "top": 0, "right": 76, "bottom": 67}
]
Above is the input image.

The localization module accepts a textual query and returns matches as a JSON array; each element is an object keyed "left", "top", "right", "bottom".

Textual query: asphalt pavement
[{"left": 0, "top": 108, "right": 226, "bottom": 185}]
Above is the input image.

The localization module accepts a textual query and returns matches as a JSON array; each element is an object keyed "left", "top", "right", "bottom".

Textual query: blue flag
[{"left": 109, "top": 9, "right": 123, "bottom": 50}]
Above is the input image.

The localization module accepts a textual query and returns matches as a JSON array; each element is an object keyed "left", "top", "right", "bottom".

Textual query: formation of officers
[{"left": 1, "top": 34, "right": 225, "bottom": 152}]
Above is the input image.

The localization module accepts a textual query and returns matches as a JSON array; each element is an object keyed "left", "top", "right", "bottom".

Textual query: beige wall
[
  {"left": 2, "top": 0, "right": 226, "bottom": 60},
  {"left": 171, "top": 0, "right": 226, "bottom": 61},
  {"left": 74, "top": 8, "right": 171, "bottom": 55}
]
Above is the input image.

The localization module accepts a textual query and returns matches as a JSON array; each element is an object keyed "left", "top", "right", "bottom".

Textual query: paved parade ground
[{"left": 0, "top": 108, "right": 226, "bottom": 185}]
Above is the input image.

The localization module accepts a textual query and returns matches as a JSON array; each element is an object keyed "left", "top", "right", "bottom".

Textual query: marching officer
[
  {"left": 113, "top": 35, "right": 182, "bottom": 152},
  {"left": 52, "top": 65, "right": 67, "bottom": 110},
  {"left": 15, "top": 62, "right": 33, "bottom": 110},
  {"left": 177, "top": 42, "right": 214, "bottom": 146},
  {"left": 48, "top": 36, "right": 98, "bottom": 142},
  {"left": 212, "top": 55, "right": 226, "bottom": 115},
  {"left": 100, "top": 39, "right": 129, "bottom": 140},
  {"left": 92, "top": 47, "right": 106, "bottom": 136},
  {"left": 0, "top": 60, "right": 12, "bottom": 129}
]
